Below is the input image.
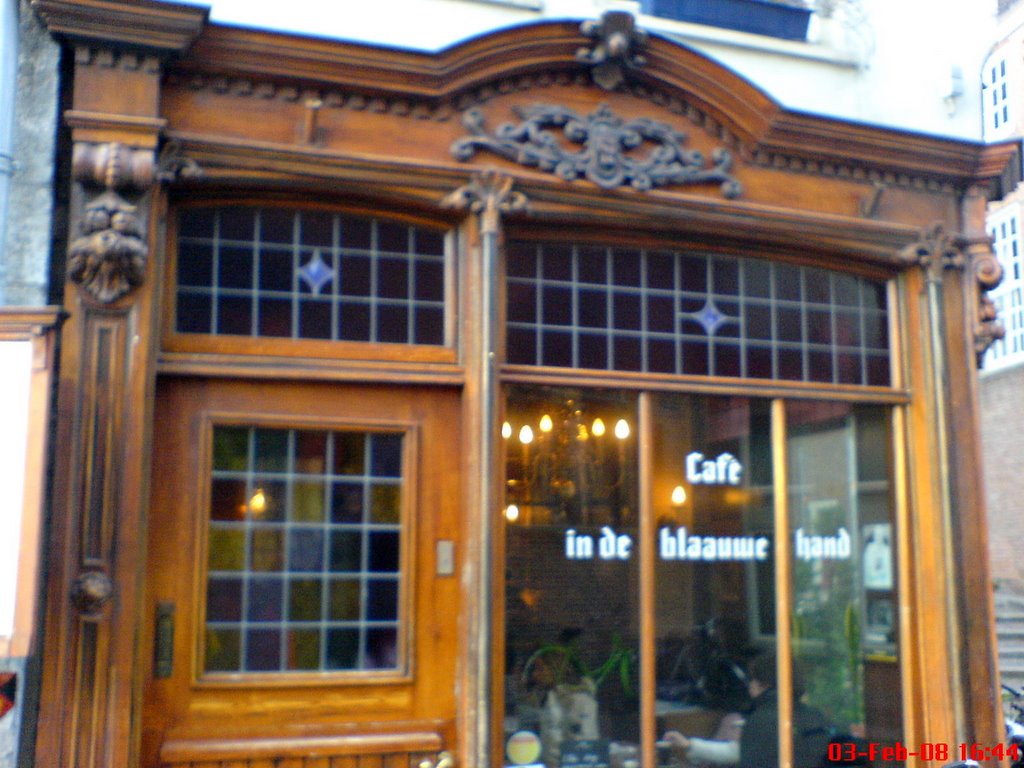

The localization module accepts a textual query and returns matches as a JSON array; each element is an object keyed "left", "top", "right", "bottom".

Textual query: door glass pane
[
  {"left": 503, "top": 386, "right": 640, "bottom": 768},
  {"left": 204, "top": 425, "right": 405, "bottom": 675},
  {"left": 788, "top": 403, "right": 900, "bottom": 765},
  {"left": 652, "top": 394, "right": 775, "bottom": 768}
]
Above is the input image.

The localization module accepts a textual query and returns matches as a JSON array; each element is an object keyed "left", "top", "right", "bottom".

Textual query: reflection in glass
[
  {"left": 504, "top": 386, "right": 640, "bottom": 768},
  {"left": 501, "top": 388, "right": 899, "bottom": 767},
  {"left": 652, "top": 394, "right": 775, "bottom": 764},
  {"left": 787, "top": 403, "right": 900, "bottom": 764}
]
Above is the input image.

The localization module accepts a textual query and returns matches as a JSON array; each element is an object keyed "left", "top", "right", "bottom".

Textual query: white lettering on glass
[
  {"left": 561, "top": 527, "right": 853, "bottom": 562},
  {"left": 565, "top": 529, "right": 594, "bottom": 559},
  {"left": 564, "top": 527, "right": 631, "bottom": 560},
  {"left": 685, "top": 452, "right": 742, "bottom": 486},
  {"left": 658, "top": 526, "right": 769, "bottom": 562},
  {"left": 794, "top": 527, "right": 852, "bottom": 561},
  {"left": 599, "top": 526, "right": 632, "bottom": 560}
]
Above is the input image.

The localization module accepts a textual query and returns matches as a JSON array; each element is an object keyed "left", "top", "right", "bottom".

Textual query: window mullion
[
  {"left": 771, "top": 397, "right": 795, "bottom": 768},
  {"left": 638, "top": 392, "right": 656, "bottom": 768}
]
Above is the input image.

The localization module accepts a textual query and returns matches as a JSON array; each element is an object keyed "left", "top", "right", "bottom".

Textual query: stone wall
[{"left": 0, "top": 0, "right": 58, "bottom": 307}]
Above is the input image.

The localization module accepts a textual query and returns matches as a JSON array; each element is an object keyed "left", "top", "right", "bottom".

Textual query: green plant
[{"left": 523, "top": 634, "right": 636, "bottom": 694}]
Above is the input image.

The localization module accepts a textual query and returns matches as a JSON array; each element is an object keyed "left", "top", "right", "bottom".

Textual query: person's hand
[{"left": 662, "top": 730, "right": 691, "bottom": 751}]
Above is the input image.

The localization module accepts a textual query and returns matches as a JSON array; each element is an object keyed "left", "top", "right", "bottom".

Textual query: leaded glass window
[
  {"left": 204, "top": 425, "right": 405, "bottom": 674},
  {"left": 176, "top": 206, "right": 447, "bottom": 346},
  {"left": 505, "top": 243, "right": 890, "bottom": 386}
]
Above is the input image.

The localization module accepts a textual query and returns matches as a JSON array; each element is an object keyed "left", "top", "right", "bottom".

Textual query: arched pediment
[
  {"left": 178, "top": 15, "right": 778, "bottom": 150},
  {"left": 169, "top": 13, "right": 1016, "bottom": 196}
]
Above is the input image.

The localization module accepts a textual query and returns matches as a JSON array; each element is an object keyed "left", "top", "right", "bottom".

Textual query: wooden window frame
[
  {"left": 161, "top": 198, "right": 461, "bottom": 367},
  {"left": 192, "top": 411, "right": 420, "bottom": 689}
]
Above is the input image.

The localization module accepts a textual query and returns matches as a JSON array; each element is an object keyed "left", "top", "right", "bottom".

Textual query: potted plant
[{"left": 521, "top": 634, "right": 637, "bottom": 766}]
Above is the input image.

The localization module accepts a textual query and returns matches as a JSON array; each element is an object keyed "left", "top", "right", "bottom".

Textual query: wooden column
[
  {"left": 903, "top": 218, "right": 1003, "bottom": 763},
  {"left": 947, "top": 186, "right": 1004, "bottom": 758},
  {"left": 29, "top": 5, "right": 205, "bottom": 768},
  {"left": 443, "top": 170, "right": 527, "bottom": 768}
]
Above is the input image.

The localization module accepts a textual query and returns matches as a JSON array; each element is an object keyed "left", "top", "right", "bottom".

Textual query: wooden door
[{"left": 141, "top": 377, "right": 462, "bottom": 768}]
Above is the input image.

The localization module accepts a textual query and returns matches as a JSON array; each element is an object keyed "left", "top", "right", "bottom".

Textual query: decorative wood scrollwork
[
  {"left": 157, "top": 140, "right": 203, "bottom": 184},
  {"left": 72, "top": 141, "right": 155, "bottom": 193},
  {"left": 71, "top": 571, "right": 113, "bottom": 615},
  {"left": 441, "top": 169, "right": 529, "bottom": 235},
  {"left": 900, "top": 222, "right": 964, "bottom": 282},
  {"left": 901, "top": 223, "right": 1006, "bottom": 368},
  {"left": 967, "top": 237, "right": 1006, "bottom": 367},
  {"left": 576, "top": 11, "right": 647, "bottom": 91},
  {"left": 451, "top": 103, "right": 742, "bottom": 198}
]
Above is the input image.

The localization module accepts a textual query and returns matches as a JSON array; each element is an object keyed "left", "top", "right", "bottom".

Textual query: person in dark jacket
[{"left": 738, "top": 652, "right": 833, "bottom": 768}]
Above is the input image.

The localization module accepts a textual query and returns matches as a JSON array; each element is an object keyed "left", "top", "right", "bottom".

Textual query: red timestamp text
[{"left": 827, "top": 741, "right": 1022, "bottom": 762}]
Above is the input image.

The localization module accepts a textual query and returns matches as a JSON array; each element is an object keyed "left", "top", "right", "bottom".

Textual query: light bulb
[
  {"left": 248, "top": 488, "right": 267, "bottom": 516},
  {"left": 502, "top": 421, "right": 513, "bottom": 439},
  {"left": 671, "top": 485, "right": 687, "bottom": 506},
  {"left": 505, "top": 504, "right": 520, "bottom": 522},
  {"left": 539, "top": 414, "right": 553, "bottom": 433},
  {"left": 592, "top": 417, "right": 606, "bottom": 437},
  {"left": 614, "top": 419, "right": 630, "bottom": 440},
  {"left": 519, "top": 425, "right": 534, "bottom": 445}
]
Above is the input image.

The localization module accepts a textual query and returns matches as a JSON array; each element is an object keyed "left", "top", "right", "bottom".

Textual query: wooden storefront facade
[{"left": 26, "top": 2, "right": 1022, "bottom": 767}]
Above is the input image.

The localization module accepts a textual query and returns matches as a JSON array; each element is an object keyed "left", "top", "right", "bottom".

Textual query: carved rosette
[
  {"left": 68, "top": 142, "right": 156, "bottom": 304},
  {"left": 576, "top": 11, "right": 648, "bottom": 91},
  {"left": 71, "top": 571, "right": 114, "bottom": 615},
  {"left": 451, "top": 103, "right": 742, "bottom": 198},
  {"left": 441, "top": 169, "right": 529, "bottom": 235}
]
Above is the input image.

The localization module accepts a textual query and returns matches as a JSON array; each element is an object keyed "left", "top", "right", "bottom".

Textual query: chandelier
[{"left": 503, "top": 395, "right": 636, "bottom": 527}]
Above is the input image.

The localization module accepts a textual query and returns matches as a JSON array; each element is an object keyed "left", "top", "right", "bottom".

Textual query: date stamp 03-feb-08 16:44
[{"left": 828, "top": 742, "right": 1021, "bottom": 763}]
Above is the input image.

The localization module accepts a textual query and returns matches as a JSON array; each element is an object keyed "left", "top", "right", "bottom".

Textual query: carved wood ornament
[
  {"left": 576, "top": 11, "right": 648, "bottom": 91},
  {"left": 441, "top": 169, "right": 529, "bottom": 235},
  {"left": 451, "top": 103, "right": 742, "bottom": 197},
  {"left": 968, "top": 238, "right": 1006, "bottom": 365},
  {"left": 900, "top": 222, "right": 1006, "bottom": 367},
  {"left": 68, "top": 142, "right": 154, "bottom": 303}
]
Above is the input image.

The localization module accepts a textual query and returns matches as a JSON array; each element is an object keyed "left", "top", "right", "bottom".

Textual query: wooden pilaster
[{"left": 30, "top": 4, "right": 205, "bottom": 768}]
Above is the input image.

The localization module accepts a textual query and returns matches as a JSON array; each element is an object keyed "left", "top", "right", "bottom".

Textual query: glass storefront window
[
  {"left": 787, "top": 403, "right": 901, "bottom": 762},
  {"left": 652, "top": 394, "right": 775, "bottom": 760},
  {"left": 503, "top": 387, "right": 640, "bottom": 767},
  {"left": 502, "top": 389, "right": 899, "bottom": 768}
]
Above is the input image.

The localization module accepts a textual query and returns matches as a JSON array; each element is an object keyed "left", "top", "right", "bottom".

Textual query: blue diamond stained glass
[
  {"left": 299, "top": 250, "right": 335, "bottom": 295},
  {"left": 692, "top": 299, "right": 733, "bottom": 335}
]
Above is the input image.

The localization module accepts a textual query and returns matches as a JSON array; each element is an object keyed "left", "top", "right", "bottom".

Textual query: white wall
[{"left": 0, "top": 341, "right": 30, "bottom": 643}]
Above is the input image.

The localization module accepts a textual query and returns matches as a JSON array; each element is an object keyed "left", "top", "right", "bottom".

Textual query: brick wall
[{"left": 980, "top": 363, "right": 1024, "bottom": 594}]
